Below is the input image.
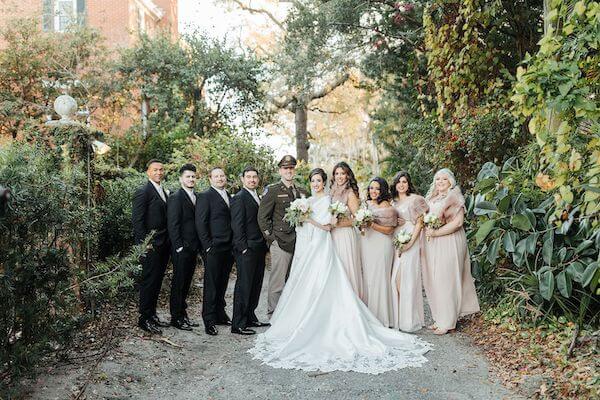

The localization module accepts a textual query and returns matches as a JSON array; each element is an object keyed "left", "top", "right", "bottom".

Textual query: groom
[{"left": 258, "top": 155, "right": 307, "bottom": 316}]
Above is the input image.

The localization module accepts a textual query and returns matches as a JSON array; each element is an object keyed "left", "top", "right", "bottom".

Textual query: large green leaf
[
  {"left": 487, "top": 238, "right": 501, "bottom": 264},
  {"left": 556, "top": 270, "right": 572, "bottom": 298},
  {"left": 525, "top": 233, "right": 539, "bottom": 255},
  {"left": 566, "top": 261, "right": 585, "bottom": 282},
  {"left": 513, "top": 239, "right": 528, "bottom": 267},
  {"left": 581, "top": 262, "right": 599, "bottom": 288},
  {"left": 474, "top": 201, "right": 497, "bottom": 216},
  {"left": 476, "top": 220, "right": 496, "bottom": 245},
  {"left": 511, "top": 214, "right": 532, "bottom": 231},
  {"left": 497, "top": 195, "right": 511, "bottom": 214},
  {"left": 477, "top": 162, "right": 499, "bottom": 181},
  {"left": 524, "top": 209, "right": 537, "bottom": 228},
  {"left": 503, "top": 230, "right": 517, "bottom": 252},
  {"left": 539, "top": 269, "right": 555, "bottom": 301},
  {"left": 542, "top": 231, "right": 554, "bottom": 265},
  {"left": 575, "top": 240, "right": 594, "bottom": 254}
]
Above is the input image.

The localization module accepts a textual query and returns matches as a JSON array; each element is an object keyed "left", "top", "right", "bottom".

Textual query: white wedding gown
[{"left": 248, "top": 195, "right": 432, "bottom": 374}]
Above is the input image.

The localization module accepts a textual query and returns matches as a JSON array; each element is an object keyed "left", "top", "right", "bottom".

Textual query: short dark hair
[
  {"left": 309, "top": 168, "right": 327, "bottom": 183},
  {"left": 146, "top": 159, "right": 164, "bottom": 169},
  {"left": 366, "top": 177, "right": 392, "bottom": 204},
  {"left": 179, "top": 163, "right": 197, "bottom": 175},
  {"left": 241, "top": 165, "right": 258, "bottom": 177},
  {"left": 390, "top": 171, "right": 417, "bottom": 198}
]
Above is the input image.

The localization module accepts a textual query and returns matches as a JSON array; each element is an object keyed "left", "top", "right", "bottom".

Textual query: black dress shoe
[
  {"left": 205, "top": 325, "right": 218, "bottom": 336},
  {"left": 247, "top": 321, "right": 271, "bottom": 328},
  {"left": 231, "top": 327, "right": 256, "bottom": 335},
  {"left": 171, "top": 319, "right": 193, "bottom": 331},
  {"left": 151, "top": 315, "right": 170, "bottom": 328},
  {"left": 138, "top": 319, "right": 162, "bottom": 335},
  {"left": 183, "top": 316, "right": 200, "bottom": 327}
]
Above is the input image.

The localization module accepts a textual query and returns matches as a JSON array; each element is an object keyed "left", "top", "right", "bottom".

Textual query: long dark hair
[
  {"left": 309, "top": 168, "right": 327, "bottom": 183},
  {"left": 390, "top": 171, "right": 417, "bottom": 198},
  {"left": 367, "top": 177, "right": 392, "bottom": 204},
  {"left": 330, "top": 161, "right": 359, "bottom": 197}
]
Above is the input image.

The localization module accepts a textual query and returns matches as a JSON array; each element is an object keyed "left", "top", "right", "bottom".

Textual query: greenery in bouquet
[{"left": 284, "top": 197, "right": 312, "bottom": 227}]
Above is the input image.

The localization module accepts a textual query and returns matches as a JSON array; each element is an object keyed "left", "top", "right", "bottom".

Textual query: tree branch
[
  {"left": 231, "top": 0, "right": 285, "bottom": 30},
  {"left": 308, "top": 72, "right": 349, "bottom": 101}
]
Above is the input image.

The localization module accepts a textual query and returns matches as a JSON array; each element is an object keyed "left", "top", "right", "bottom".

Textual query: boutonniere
[{"left": 165, "top": 189, "right": 171, "bottom": 196}]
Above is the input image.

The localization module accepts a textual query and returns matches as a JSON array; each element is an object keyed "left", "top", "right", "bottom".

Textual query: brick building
[{"left": 0, "top": 0, "right": 178, "bottom": 47}]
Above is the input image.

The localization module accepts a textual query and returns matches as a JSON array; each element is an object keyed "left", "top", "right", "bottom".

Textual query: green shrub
[{"left": 466, "top": 153, "right": 599, "bottom": 326}]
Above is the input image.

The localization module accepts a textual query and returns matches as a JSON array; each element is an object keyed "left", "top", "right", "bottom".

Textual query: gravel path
[{"left": 30, "top": 270, "right": 522, "bottom": 400}]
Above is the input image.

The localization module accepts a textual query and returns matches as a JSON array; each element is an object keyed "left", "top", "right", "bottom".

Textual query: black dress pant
[
  {"left": 232, "top": 247, "right": 266, "bottom": 330},
  {"left": 139, "top": 243, "right": 170, "bottom": 322},
  {"left": 202, "top": 249, "right": 234, "bottom": 327},
  {"left": 169, "top": 247, "right": 198, "bottom": 321}
]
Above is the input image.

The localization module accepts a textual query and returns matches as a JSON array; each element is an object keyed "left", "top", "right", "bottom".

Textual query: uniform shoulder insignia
[{"left": 262, "top": 186, "right": 270, "bottom": 196}]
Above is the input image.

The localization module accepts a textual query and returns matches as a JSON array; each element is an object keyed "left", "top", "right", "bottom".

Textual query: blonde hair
[{"left": 426, "top": 168, "right": 460, "bottom": 199}]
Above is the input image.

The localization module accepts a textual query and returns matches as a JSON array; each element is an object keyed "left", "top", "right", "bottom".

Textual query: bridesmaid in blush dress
[
  {"left": 360, "top": 177, "right": 397, "bottom": 327},
  {"left": 330, "top": 162, "right": 363, "bottom": 299},
  {"left": 422, "top": 168, "right": 480, "bottom": 335},
  {"left": 390, "top": 171, "right": 428, "bottom": 332}
]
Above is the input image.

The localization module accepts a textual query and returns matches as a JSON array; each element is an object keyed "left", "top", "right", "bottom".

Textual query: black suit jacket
[
  {"left": 196, "top": 187, "right": 233, "bottom": 252},
  {"left": 132, "top": 181, "right": 169, "bottom": 247},
  {"left": 167, "top": 188, "right": 201, "bottom": 252},
  {"left": 230, "top": 188, "right": 267, "bottom": 253}
]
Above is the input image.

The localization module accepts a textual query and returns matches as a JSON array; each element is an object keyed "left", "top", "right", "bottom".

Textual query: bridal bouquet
[
  {"left": 329, "top": 201, "right": 348, "bottom": 219},
  {"left": 353, "top": 207, "right": 374, "bottom": 235},
  {"left": 284, "top": 197, "right": 311, "bottom": 227},
  {"left": 393, "top": 230, "right": 412, "bottom": 255},
  {"left": 423, "top": 213, "right": 442, "bottom": 241}
]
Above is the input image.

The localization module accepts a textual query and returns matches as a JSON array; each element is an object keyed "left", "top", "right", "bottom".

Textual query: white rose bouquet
[
  {"left": 393, "top": 230, "right": 412, "bottom": 255},
  {"left": 353, "top": 207, "right": 374, "bottom": 235},
  {"left": 328, "top": 201, "right": 349, "bottom": 223},
  {"left": 284, "top": 197, "right": 312, "bottom": 227},
  {"left": 423, "top": 213, "right": 442, "bottom": 241}
]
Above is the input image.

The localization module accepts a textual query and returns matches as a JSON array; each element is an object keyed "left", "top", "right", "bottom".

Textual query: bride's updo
[{"left": 309, "top": 168, "right": 327, "bottom": 183}]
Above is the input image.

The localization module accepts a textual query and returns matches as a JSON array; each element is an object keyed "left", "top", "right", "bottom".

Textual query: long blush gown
[
  {"left": 360, "top": 203, "right": 397, "bottom": 327},
  {"left": 391, "top": 195, "right": 428, "bottom": 332},
  {"left": 330, "top": 185, "right": 363, "bottom": 298},
  {"left": 249, "top": 195, "right": 431, "bottom": 374},
  {"left": 422, "top": 188, "right": 480, "bottom": 330}
]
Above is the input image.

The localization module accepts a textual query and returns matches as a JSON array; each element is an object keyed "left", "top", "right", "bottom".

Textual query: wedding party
[{"left": 1, "top": 0, "right": 598, "bottom": 399}]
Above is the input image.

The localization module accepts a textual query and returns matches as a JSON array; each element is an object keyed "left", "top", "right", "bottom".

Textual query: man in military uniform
[{"left": 258, "top": 155, "right": 308, "bottom": 316}]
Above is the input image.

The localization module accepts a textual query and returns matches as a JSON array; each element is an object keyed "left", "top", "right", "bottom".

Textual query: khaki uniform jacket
[{"left": 258, "top": 181, "right": 308, "bottom": 253}]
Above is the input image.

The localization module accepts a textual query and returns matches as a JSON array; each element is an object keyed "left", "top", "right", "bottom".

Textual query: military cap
[{"left": 278, "top": 154, "right": 297, "bottom": 167}]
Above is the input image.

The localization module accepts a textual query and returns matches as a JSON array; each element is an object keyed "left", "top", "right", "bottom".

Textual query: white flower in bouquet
[
  {"left": 284, "top": 197, "right": 312, "bottom": 227},
  {"left": 353, "top": 207, "right": 374, "bottom": 235},
  {"left": 393, "top": 230, "right": 412, "bottom": 251},
  {"left": 423, "top": 213, "right": 442, "bottom": 241},
  {"left": 328, "top": 201, "right": 348, "bottom": 218}
]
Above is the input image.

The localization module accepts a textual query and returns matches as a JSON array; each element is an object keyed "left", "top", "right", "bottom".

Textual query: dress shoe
[
  {"left": 171, "top": 319, "right": 193, "bottom": 331},
  {"left": 247, "top": 321, "right": 270, "bottom": 328},
  {"left": 231, "top": 327, "right": 256, "bottom": 335},
  {"left": 151, "top": 314, "right": 170, "bottom": 328},
  {"left": 205, "top": 325, "right": 218, "bottom": 336},
  {"left": 138, "top": 319, "right": 162, "bottom": 335},
  {"left": 183, "top": 316, "right": 200, "bottom": 327}
]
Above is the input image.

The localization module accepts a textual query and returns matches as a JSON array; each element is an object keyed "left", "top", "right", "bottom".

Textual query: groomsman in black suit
[
  {"left": 167, "top": 164, "right": 201, "bottom": 331},
  {"left": 196, "top": 167, "right": 234, "bottom": 336},
  {"left": 132, "top": 160, "right": 171, "bottom": 334},
  {"left": 230, "top": 166, "right": 270, "bottom": 335}
]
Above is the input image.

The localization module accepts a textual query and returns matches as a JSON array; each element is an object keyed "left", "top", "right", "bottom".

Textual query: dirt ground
[{"left": 27, "top": 268, "right": 523, "bottom": 400}]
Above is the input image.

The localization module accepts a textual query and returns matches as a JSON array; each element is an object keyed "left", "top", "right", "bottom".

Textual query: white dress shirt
[
  {"left": 245, "top": 187, "right": 260, "bottom": 205},
  {"left": 212, "top": 186, "right": 230, "bottom": 207},
  {"left": 150, "top": 180, "right": 166, "bottom": 202},
  {"left": 183, "top": 187, "right": 196, "bottom": 206}
]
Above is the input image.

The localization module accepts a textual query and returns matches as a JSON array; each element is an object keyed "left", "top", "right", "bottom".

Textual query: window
[{"left": 42, "top": 0, "right": 86, "bottom": 32}]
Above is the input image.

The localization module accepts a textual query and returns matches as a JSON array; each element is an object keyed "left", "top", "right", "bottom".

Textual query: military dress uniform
[{"left": 257, "top": 155, "right": 308, "bottom": 315}]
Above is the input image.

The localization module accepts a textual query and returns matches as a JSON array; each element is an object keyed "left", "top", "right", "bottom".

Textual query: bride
[{"left": 249, "top": 168, "right": 431, "bottom": 374}]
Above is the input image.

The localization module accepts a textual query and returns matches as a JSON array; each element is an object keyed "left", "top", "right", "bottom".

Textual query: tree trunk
[{"left": 295, "top": 104, "right": 309, "bottom": 162}]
